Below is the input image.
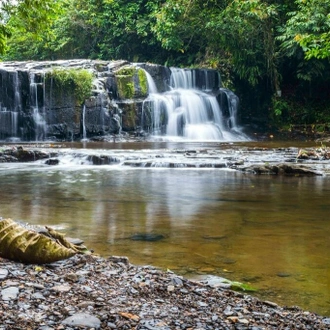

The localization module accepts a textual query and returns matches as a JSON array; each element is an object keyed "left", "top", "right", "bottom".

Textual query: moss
[
  {"left": 117, "top": 78, "right": 135, "bottom": 99},
  {"left": 137, "top": 68, "right": 148, "bottom": 96},
  {"left": 115, "top": 66, "right": 148, "bottom": 99},
  {"left": 46, "top": 68, "right": 94, "bottom": 105},
  {"left": 116, "top": 66, "right": 136, "bottom": 77}
]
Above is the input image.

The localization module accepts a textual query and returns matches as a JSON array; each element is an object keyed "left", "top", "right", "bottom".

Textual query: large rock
[
  {"left": 0, "top": 60, "right": 234, "bottom": 141},
  {"left": 239, "top": 163, "right": 322, "bottom": 176},
  {"left": 0, "top": 60, "right": 150, "bottom": 141}
]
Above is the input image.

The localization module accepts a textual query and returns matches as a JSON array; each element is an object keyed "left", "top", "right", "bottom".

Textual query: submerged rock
[{"left": 130, "top": 233, "right": 165, "bottom": 242}]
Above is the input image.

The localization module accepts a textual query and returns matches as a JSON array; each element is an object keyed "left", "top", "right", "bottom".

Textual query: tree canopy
[
  {"left": 0, "top": 0, "right": 61, "bottom": 54},
  {"left": 1, "top": 0, "right": 329, "bottom": 129}
]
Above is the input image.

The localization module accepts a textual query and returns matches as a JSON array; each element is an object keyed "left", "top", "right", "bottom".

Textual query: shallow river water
[{"left": 0, "top": 141, "right": 329, "bottom": 316}]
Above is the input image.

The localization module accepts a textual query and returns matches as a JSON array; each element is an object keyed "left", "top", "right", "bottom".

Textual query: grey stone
[
  {"left": 0, "top": 268, "right": 8, "bottom": 280},
  {"left": 1, "top": 286, "right": 19, "bottom": 301},
  {"left": 62, "top": 313, "right": 101, "bottom": 328}
]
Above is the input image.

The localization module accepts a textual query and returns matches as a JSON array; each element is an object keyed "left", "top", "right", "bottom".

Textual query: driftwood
[{"left": 0, "top": 218, "right": 89, "bottom": 264}]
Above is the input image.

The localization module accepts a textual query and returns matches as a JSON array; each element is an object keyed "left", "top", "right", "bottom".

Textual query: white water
[
  {"left": 30, "top": 72, "right": 47, "bottom": 141},
  {"left": 0, "top": 107, "right": 19, "bottom": 138},
  {"left": 0, "top": 71, "right": 20, "bottom": 139},
  {"left": 143, "top": 68, "right": 248, "bottom": 142},
  {"left": 82, "top": 104, "right": 87, "bottom": 141}
]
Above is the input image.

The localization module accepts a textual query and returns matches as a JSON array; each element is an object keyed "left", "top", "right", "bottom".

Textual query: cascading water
[
  {"left": 82, "top": 104, "right": 87, "bottom": 141},
  {"left": 0, "top": 71, "right": 20, "bottom": 139},
  {"left": 142, "top": 67, "right": 248, "bottom": 141},
  {"left": 30, "top": 72, "right": 47, "bottom": 141}
]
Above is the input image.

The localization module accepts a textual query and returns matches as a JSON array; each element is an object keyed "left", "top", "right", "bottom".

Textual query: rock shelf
[
  {"left": 1, "top": 144, "right": 330, "bottom": 176},
  {"left": 0, "top": 255, "right": 329, "bottom": 329}
]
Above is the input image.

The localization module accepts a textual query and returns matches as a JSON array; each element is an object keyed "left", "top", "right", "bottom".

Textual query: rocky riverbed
[
  {"left": 1, "top": 142, "right": 330, "bottom": 176},
  {"left": 1, "top": 254, "right": 330, "bottom": 329}
]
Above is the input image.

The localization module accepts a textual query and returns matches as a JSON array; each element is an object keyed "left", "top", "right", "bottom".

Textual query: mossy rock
[
  {"left": 45, "top": 68, "right": 94, "bottom": 106},
  {"left": 114, "top": 65, "right": 148, "bottom": 100}
]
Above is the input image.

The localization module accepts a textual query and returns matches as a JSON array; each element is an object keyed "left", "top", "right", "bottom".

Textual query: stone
[
  {"left": 0, "top": 252, "right": 327, "bottom": 329},
  {"left": 51, "top": 284, "right": 71, "bottom": 293},
  {"left": 1, "top": 286, "right": 19, "bottom": 301},
  {"left": 0, "top": 268, "right": 9, "bottom": 280},
  {"left": 62, "top": 313, "right": 101, "bottom": 328}
]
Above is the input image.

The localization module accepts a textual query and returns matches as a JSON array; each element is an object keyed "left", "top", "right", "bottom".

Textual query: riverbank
[{"left": 0, "top": 254, "right": 329, "bottom": 329}]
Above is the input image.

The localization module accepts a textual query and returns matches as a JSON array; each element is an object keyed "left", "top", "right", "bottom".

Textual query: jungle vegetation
[{"left": 1, "top": 0, "right": 329, "bottom": 131}]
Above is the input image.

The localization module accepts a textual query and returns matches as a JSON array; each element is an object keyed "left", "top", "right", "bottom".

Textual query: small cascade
[
  {"left": 142, "top": 68, "right": 247, "bottom": 141},
  {"left": 30, "top": 72, "right": 47, "bottom": 141},
  {"left": 0, "top": 106, "right": 19, "bottom": 139},
  {"left": 82, "top": 104, "right": 87, "bottom": 141},
  {"left": 0, "top": 71, "right": 20, "bottom": 139}
]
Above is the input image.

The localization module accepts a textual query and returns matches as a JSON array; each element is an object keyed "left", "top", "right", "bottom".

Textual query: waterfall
[
  {"left": 0, "top": 106, "right": 19, "bottom": 139},
  {"left": 142, "top": 68, "right": 248, "bottom": 141},
  {"left": 0, "top": 71, "right": 20, "bottom": 140},
  {"left": 0, "top": 61, "right": 249, "bottom": 142},
  {"left": 82, "top": 104, "right": 87, "bottom": 141},
  {"left": 29, "top": 72, "right": 47, "bottom": 141}
]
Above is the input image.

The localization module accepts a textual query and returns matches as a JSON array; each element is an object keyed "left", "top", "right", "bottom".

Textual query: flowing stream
[{"left": 0, "top": 141, "right": 329, "bottom": 316}]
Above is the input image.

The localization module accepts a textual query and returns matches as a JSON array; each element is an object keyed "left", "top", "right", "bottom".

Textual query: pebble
[
  {"left": 62, "top": 312, "right": 101, "bottom": 328},
  {"left": 0, "top": 254, "right": 329, "bottom": 329},
  {"left": 0, "top": 268, "right": 8, "bottom": 280},
  {"left": 1, "top": 287, "right": 19, "bottom": 301}
]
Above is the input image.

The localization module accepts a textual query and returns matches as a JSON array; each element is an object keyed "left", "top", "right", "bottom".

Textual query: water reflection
[{"left": 0, "top": 165, "right": 329, "bottom": 316}]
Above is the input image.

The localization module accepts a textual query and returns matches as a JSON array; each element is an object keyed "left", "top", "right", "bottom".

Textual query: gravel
[{"left": 0, "top": 254, "right": 329, "bottom": 329}]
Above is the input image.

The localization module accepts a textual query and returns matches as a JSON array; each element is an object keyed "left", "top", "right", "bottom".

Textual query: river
[{"left": 0, "top": 140, "right": 329, "bottom": 316}]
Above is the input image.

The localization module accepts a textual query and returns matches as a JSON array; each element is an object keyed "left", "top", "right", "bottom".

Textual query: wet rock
[
  {"left": 130, "top": 233, "right": 165, "bottom": 242},
  {"left": 277, "top": 272, "right": 291, "bottom": 277},
  {"left": 87, "top": 154, "right": 120, "bottom": 165},
  {"left": 239, "top": 163, "right": 321, "bottom": 176},
  {"left": 45, "top": 158, "right": 59, "bottom": 165}
]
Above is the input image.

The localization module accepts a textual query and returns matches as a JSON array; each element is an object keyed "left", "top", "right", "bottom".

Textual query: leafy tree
[
  {"left": 0, "top": 0, "right": 61, "bottom": 55},
  {"left": 278, "top": 0, "right": 330, "bottom": 60},
  {"left": 210, "top": 0, "right": 279, "bottom": 89},
  {"left": 41, "top": 0, "right": 166, "bottom": 61}
]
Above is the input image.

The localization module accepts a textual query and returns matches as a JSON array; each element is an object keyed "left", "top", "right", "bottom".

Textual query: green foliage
[
  {"left": 0, "top": 0, "right": 62, "bottom": 56},
  {"left": 46, "top": 68, "right": 94, "bottom": 105},
  {"left": 1, "top": 0, "right": 330, "bottom": 130},
  {"left": 138, "top": 69, "right": 148, "bottom": 96},
  {"left": 278, "top": 0, "right": 330, "bottom": 60},
  {"left": 272, "top": 96, "right": 289, "bottom": 117},
  {"left": 210, "top": 0, "right": 280, "bottom": 88},
  {"left": 34, "top": 0, "right": 165, "bottom": 62},
  {"left": 115, "top": 66, "right": 148, "bottom": 99}
]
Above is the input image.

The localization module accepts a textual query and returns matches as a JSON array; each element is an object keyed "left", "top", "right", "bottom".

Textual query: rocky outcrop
[
  {"left": 0, "top": 60, "right": 165, "bottom": 141},
  {"left": 0, "top": 60, "right": 242, "bottom": 142}
]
